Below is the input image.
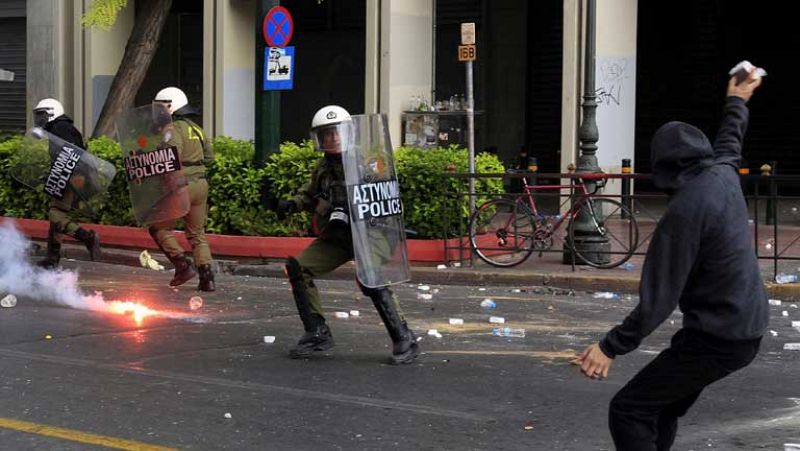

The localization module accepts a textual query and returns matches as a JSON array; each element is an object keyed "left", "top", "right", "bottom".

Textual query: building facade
[{"left": 11, "top": 0, "right": 798, "bottom": 184}]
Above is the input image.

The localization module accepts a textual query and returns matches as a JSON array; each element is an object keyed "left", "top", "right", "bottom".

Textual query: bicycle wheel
[
  {"left": 469, "top": 199, "right": 536, "bottom": 267},
  {"left": 568, "top": 197, "right": 638, "bottom": 269}
]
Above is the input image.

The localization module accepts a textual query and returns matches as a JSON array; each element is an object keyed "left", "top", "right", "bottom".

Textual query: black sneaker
[
  {"left": 289, "top": 324, "right": 335, "bottom": 359},
  {"left": 390, "top": 331, "right": 421, "bottom": 365}
]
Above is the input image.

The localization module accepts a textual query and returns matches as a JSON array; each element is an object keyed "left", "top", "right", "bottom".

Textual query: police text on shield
[
  {"left": 44, "top": 146, "right": 82, "bottom": 199},
  {"left": 351, "top": 180, "right": 402, "bottom": 220},
  {"left": 124, "top": 146, "right": 181, "bottom": 182}
]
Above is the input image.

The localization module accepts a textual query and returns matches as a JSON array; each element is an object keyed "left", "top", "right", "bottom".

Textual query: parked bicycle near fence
[{"left": 469, "top": 172, "right": 639, "bottom": 268}]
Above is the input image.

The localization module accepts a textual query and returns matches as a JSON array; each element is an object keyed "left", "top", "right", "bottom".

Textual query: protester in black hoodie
[{"left": 573, "top": 70, "right": 767, "bottom": 450}]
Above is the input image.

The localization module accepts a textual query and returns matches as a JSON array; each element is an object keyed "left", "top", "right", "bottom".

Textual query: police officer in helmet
[
  {"left": 278, "top": 105, "right": 421, "bottom": 364},
  {"left": 149, "top": 87, "right": 216, "bottom": 291},
  {"left": 32, "top": 98, "right": 101, "bottom": 269}
]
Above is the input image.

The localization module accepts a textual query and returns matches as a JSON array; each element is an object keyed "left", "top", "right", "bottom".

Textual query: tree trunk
[{"left": 91, "top": 0, "right": 173, "bottom": 138}]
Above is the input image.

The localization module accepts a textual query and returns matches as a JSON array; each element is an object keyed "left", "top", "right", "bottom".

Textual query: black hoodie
[{"left": 600, "top": 96, "right": 769, "bottom": 358}]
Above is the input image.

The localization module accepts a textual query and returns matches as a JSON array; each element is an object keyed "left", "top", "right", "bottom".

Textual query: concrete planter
[{"left": 4, "top": 217, "right": 464, "bottom": 263}]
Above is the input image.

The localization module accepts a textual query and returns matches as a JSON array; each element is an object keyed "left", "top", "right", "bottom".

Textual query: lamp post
[{"left": 564, "top": 0, "right": 610, "bottom": 265}]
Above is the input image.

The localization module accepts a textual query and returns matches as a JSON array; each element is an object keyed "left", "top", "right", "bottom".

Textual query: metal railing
[{"left": 439, "top": 169, "right": 800, "bottom": 281}]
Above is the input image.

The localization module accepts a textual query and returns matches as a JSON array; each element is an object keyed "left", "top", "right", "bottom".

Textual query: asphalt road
[{"left": 0, "top": 260, "right": 798, "bottom": 450}]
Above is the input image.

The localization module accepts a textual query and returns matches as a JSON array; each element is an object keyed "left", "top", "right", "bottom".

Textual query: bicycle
[{"left": 468, "top": 171, "right": 639, "bottom": 268}]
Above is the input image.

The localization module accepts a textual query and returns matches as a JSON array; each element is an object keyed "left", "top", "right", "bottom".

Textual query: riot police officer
[
  {"left": 279, "top": 105, "right": 420, "bottom": 364},
  {"left": 149, "top": 87, "right": 216, "bottom": 291},
  {"left": 32, "top": 98, "right": 101, "bottom": 268}
]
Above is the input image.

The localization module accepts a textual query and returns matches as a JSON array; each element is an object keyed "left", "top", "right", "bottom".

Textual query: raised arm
[{"left": 713, "top": 73, "right": 762, "bottom": 168}]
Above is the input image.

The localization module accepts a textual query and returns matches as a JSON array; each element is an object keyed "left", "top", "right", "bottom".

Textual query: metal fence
[{"left": 439, "top": 170, "right": 800, "bottom": 281}]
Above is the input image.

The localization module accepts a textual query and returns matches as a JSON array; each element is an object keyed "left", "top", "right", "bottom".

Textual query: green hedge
[{"left": 0, "top": 136, "right": 505, "bottom": 239}]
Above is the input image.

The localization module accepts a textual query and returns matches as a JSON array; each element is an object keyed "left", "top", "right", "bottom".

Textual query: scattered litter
[
  {"left": 511, "top": 289, "right": 522, "bottom": 293},
  {"left": 449, "top": 318, "right": 464, "bottom": 325},
  {"left": 349, "top": 310, "right": 360, "bottom": 317},
  {"left": 436, "top": 264, "right": 447, "bottom": 270},
  {"left": 417, "top": 293, "right": 433, "bottom": 301},
  {"left": 224, "top": 413, "right": 232, "bottom": 419},
  {"left": 1, "top": 294, "right": 17, "bottom": 308},
  {"left": 334, "top": 312, "right": 350, "bottom": 319},
  {"left": 620, "top": 262, "right": 635, "bottom": 271},
  {"left": 452, "top": 262, "right": 461, "bottom": 268},
  {"left": 492, "top": 327, "right": 525, "bottom": 338},
  {"left": 189, "top": 296, "right": 203, "bottom": 311},
  {"left": 236, "top": 296, "right": 243, "bottom": 301},
  {"left": 489, "top": 316, "right": 505, "bottom": 324},
  {"left": 480, "top": 299, "right": 497, "bottom": 309},
  {"left": 669, "top": 320, "right": 675, "bottom": 325},
  {"left": 782, "top": 311, "right": 790, "bottom": 317},
  {"left": 432, "top": 288, "right": 440, "bottom": 294},
  {"left": 138, "top": 250, "right": 165, "bottom": 271},
  {"left": 769, "top": 299, "right": 783, "bottom": 306},
  {"left": 427, "top": 329, "right": 443, "bottom": 339},
  {"left": 417, "top": 285, "right": 430, "bottom": 291},
  {"left": 792, "top": 304, "right": 798, "bottom": 309},
  {"left": 776, "top": 274, "right": 799, "bottom": 284},
  {"left": 792, "top": 321, "right": 800, "bottom": 328},
  {"left": 478, "top": 288, "right": 486, "bottom": 291},
  {"left": 263, "top": 336, "right": 276, "bottom": 344},
  {"left": 784, "top": 343, "right": 800, "bottom": 351},
  {"left": 770, "top": 330, "right": 779, "bottom": 337},
  {"left": 523, "top": 422, "right": 535, "bottom": 431},
  {"left": 785, "top": 443, "right": 800, "bottom": 451},
  {"left": 593, "top": 292, "right": 619, "bottom": 300},
  {"left": 44, "top": 335, "right": 52, "bottom": 340}
]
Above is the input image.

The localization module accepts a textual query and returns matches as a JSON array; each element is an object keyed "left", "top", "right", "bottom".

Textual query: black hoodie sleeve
[
  {"left": 599, "top": 211, "right": 700, "bottom": 358},
  {"left": 712, "top": 96, "right": 749, "bottom": 169}
]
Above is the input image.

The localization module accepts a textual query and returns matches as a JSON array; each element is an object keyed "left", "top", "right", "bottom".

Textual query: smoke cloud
[{"left": 0, "top": 221, "right": 105, "bottom": 311}]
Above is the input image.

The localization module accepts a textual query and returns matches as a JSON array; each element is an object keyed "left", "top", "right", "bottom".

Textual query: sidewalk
[{"left": 33, "top": 237, "right": 800, "bottom": 300}]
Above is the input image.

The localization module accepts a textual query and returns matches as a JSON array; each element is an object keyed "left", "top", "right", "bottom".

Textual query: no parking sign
[{"left": 262, "top": 6, "right": 295, "bottom": 91}]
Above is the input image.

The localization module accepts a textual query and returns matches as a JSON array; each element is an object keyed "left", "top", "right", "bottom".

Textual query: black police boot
[
  {"left": 369, "top": 288, "right": 421, "bottom": 365},
  {"left": 286, "top": 257, "right": 334, "bottom": 359},
  {"left": 289, "top": 317, "right": 335, "bottom": 359},
  {"left": 37, "top": 242, "right": 61, "bottom": 269},
  {"left": 197, "top": 264, "right": 216, "bottom": 292},
  {"left": 74, "top": 227, "right": 102, "bottom": 261},
  {"left": 168, "top": 254, "right": 197, "bottom": 287}
]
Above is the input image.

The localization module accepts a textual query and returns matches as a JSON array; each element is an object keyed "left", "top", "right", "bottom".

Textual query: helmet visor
[
  {"left": 33, "top": 110, "right": 50, "bottom": 127},
  {"left": 311, "top": 122, "right": 354, "bottom": 154}
]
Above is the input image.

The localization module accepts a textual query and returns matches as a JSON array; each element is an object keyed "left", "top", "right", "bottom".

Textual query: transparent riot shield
[
  {"left": 114, "top": 104, "right": 189, "bottom": 225},
  {"left": 343, "top": 114, "right": 410, "bottom": 288},
  {"left": 12, "top": 127, "right": 117, "bottom": 209}
]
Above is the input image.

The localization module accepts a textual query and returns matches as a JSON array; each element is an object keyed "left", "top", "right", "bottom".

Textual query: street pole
[
  {"left": 564, "top": 0, "right": 609, "bottom": 265},
  {"left": 255, "top": 0, "right": 280, "bottom": 167},
  {"left": 466, "top": 59, "right": 475, "bottom": 219}
]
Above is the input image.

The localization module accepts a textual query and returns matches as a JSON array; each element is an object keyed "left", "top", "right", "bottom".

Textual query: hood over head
[{"left": 650, "top": 121, "right": 714, "bottom": 193}]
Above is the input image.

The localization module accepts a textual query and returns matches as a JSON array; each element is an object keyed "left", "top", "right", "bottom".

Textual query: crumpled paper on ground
[{"left": 139, "top": 250, "right": 165, "bottom": 271}]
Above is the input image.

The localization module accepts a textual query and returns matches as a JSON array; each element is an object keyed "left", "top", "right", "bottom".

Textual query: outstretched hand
[
  {"left": 727, "top": 71, "right": 763, "bottom": 103},
  {"left": 571, "top": 342, "right": 613, "bottom": 380}
]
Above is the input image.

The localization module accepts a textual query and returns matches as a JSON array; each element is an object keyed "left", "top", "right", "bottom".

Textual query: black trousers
[{"left": 608, "top": 328, "right": 761, "bottom": 451}]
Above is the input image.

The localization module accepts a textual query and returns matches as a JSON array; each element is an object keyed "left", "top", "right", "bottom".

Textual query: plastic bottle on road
[
  {"left": 480, "top": 299, "right": 497, "bottom": 308},
  {"left": 492, "top": 327, "right": 525, "bottom": 338},
  {"left": 776, "top": 274, "right": 799, "bottom": 284}
]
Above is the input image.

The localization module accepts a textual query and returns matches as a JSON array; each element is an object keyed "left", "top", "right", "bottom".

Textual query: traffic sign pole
[{"left": 255, "top": 0, "right": 281, "bottom": 166}]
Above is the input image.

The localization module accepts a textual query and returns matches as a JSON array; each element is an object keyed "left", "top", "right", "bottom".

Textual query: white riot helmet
[
  {"left": 310, "top": 105, "right": 353, "bottom": 154},
  {"left": 153, "top": 87, "right": 188, "bottom": 114},
  {"left": 33, "top": 98, "right": 65, "bottom": 126}
]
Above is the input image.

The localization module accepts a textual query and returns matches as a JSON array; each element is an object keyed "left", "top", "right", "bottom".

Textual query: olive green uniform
[
  {"left": 285, "top": 154, "right": 418, "bottom": 363},
  {"left": 148, "top": 118, "right": 214, "bottom": 266}
]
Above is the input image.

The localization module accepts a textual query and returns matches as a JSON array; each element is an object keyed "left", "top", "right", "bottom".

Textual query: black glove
[{"left": 277, "top": 200, "right": 297, "bottom": 220}]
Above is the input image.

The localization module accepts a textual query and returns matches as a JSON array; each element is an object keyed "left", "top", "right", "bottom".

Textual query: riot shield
[
  {"left": 343, "top": 114, "right": 410, "bottom": 288},
  {"left": 12, "top": 127, "right": 117, "bottom": 206},
  {"left": 114, "top": 104, "right": 190, "bottom": 225}
]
